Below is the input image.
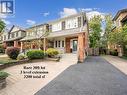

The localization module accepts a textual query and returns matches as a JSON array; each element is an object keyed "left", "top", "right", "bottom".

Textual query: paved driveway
[{"left": 35, "top": 56, "right": 127, "bottom": 95}]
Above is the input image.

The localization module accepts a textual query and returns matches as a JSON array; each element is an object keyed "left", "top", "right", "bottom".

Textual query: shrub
[
  {"left": 17, "top": 53, "right": 28, "bottom": 60},
  {"left": 46, "top": 48, "right": 59, "bottom": 57},
  {"left": 0, "top": 71, "right": 9, "bottom": 78},
  {"left": 6, "top": 47, "right": 20, "bottom": 59},
  {"left": 26, "top": 50, "right": 44, "bottom": 59},
  {"left": 110, "top": 50, "right": 118, "bottom": 56},
  {"left": 0, "top": 44, "right": 5, "bottom": 53}
]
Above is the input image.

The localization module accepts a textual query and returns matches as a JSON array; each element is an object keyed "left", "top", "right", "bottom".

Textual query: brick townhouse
[{"left": 0, "top": 12, "right": 89, "bottom": 62}]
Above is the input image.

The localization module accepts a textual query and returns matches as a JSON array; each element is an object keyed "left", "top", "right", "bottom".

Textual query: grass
[
  {"left": 120, "top": 56, "right": 127, "bottom": 60},
  {"left": 0, "top": 71, "right": 9, "bottom": 78},
  {"left": 0, "top": 56, "right": 18, "bottom": 64}
]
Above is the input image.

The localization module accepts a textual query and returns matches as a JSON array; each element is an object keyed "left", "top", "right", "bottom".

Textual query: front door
[{"left": 72, "top": 40, "right": 77, "bottom": 53}]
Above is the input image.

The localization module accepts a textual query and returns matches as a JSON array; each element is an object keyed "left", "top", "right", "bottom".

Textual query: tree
[
  {"left": 89, "top": 15, "right": 102, "bottom": 48},
  {"left": 108, "top": 25, "right": 127, "bottom": 55},
  {"left": 104, "top": 14, "right": 113, "bottom": 47},
  {"left": 0, "top": 20, "right": 5, "bottom": 33}
]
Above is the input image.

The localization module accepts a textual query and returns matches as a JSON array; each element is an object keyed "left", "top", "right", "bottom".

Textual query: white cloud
[
  {"left": 26, "top": 19, "right": 36, "bottom": 25},
  {"left": 79, "top": 8, "right": 93, "bottom": 12},
  {"left": 59, "top": 8, "right": 105, "bottom": 20},
  {"left": 2, "top": 19, "right": 11, "bottom": 25},
  {"left": 59, "top": 8, "right": 78, "bottom": 18},
  {"left": 43, "top": 12, "right": 50, "bottom": 17},
  {"left": 86, "top": 11, "right": 105, "bottom": 20}
]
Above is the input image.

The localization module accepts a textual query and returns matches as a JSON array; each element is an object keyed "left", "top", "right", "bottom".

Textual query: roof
[
  {"left": 113, "top": 8, "right": 127, "bottom": 21},
  {"left": 121, "top": 15, "right": 127, "bottom": 22},
  {"left": 48, "top": 12, "right": 86, "bottom": 24},
  {"left": 25, "top": 23, "right": 48, "bottom": 30}
]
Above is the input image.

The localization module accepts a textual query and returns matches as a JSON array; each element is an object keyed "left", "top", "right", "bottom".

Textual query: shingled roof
[{"left": 113, "top": 8, "right": 127, "bottom": 21}]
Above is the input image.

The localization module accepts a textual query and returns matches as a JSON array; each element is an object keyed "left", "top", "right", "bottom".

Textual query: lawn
[
  {"left": 120, "top": 56, "right": 127, "bottom": 60},
  {"left": 0, "top": 56, "right": 18, "bottom": 64}
]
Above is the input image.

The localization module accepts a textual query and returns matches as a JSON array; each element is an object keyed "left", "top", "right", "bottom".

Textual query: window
[
  {"left": 49, "top": 25, "right": 52, "bottom": 32},
  {"left": 16, "top": 32, "right": 18, "bottom": 37},
  {"left": 78, "top": 17, "right": 81, "bottom": 27},
  {"left": 55, "top": 41, "right": 57, "bottom": 47},
  {"left": 58, "top": 41, "right": 60, "bottom": 47},
  {"left": 62, "top": 41, "right": 64, "bottom": 47},
  {"left": 62, "top": 21, "right": 65, "bottom": 30},
  {"left": 11, "top": 33, "right": 15, "bottom": 38},
  {"left": 4, "top": 35, "right": 6, "bottom": 40}
]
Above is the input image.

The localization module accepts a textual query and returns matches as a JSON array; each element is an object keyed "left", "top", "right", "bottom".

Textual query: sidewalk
[{"left": 102, "top": 55, "right": 127, "bottom": 75}]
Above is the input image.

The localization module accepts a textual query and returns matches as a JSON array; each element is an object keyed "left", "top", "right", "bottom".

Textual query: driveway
[{"left": 35, "top": 56, "right": 127, "bottom": 95}]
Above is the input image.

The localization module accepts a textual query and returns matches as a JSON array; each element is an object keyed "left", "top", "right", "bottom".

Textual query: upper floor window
[
  {"left": 62, "top": 21, "right": 65, "bottom": 30},
  {"left": 4, "top": 35, "right": 6, "bottom": 40},
  {"left": 49, "top": 25, "right": 52, "bottom": 32},
  {"left": 78, "top": 17, "right": 81, "bottom": 27},
  {"left": 52, "top": 22, "right": 61, "bottom": 32},
  {"left": 11, "top": 33, "right": 15, "bottom": 38},
  {"left": 65, "top": 18, "right": 78, "bottom": 29},
  {"left": 16, "top": 32, "right": 18, "bottom": 37}
]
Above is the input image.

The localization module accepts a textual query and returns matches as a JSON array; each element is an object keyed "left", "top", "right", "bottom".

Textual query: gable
[{"left": 9, "top": 26, "right": 21, "bottom": 33}]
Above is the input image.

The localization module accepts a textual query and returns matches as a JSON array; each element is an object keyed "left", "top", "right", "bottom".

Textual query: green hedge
[
  {"left": 46, "top": 48, "right": 59, "bottom": 57},
  {"left": 110, "top": 50, "right": 118, "bottom": 56},
  {"left": 0, "top": 44, "right": 5, "bottom": 53},
  {"left": 26, "top": 50, "right": 44, "bottom": 59},
  {"left": 0, "top": 71, "right": 9, "bottom": 78}
]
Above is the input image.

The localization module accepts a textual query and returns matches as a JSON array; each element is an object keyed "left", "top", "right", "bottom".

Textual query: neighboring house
[
  {"left": 1, "top": 25, "right": 26, "bottom": 48},
  {"left": 108, "top": 8, "right": 127, "bottom": 56},
  {"left": 20, "top": 24, "right": 49, "bottom": 50}
]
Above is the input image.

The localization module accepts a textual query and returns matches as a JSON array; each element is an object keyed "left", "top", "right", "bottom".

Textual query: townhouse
[
  {"left": 0, "top": 12, "right": 89, "bottom": 62},
  {"left": 108, "top": 8, "right": 127, "bottom": 56},
  {"left": 1, "top": 25, "right": 26, "bottom": 48}
]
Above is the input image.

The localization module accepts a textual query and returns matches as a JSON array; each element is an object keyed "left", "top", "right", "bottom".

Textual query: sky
[{"left": 0, "top": 0, "right": 127, "bottom": 29}]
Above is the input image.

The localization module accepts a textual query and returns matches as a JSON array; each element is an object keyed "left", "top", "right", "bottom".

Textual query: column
[
  {"left": 14, "top": 41, "right": 19, "bottom": 47},
  {"left": 65, "top": 38, "right": 71, "bottom": 53},
  {"left": 3, "top": 42, "right": 7, "bottom": 48},
  {"left": 78, "top": 33, "right": 85, "bottom": 63},
  {"left": 20, "top": 42, "right": 23, "bottom": 53}
]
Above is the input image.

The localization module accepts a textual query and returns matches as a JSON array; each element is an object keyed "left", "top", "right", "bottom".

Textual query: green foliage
[
  {"left": 108, "top": 25, "right": 127, "bottom": 46},
  {"left": 0, "top": 44, "right": 5, "bottom": 53},
  {"left": 17, "top": 53, "right": 28, "bottom": 60},
  {"left": 46, "top": 48, "right": 59, "bottom": 57},
  {"left": 26, "top": 50, "right": 44, "bottom": 59},
  {"left": 109, "top": 50, "right": 118, "bottom": 56},
  {"left": 104, "top": 14, "right": 114, "bottom": 48},
  {"left": 6, "top": 47, "right": 20, "bottom": 59},
  {"left": 0, "top": 71, "right": 9, "bottom": 78},
  {"left": 0, "top": 20, "right": 5, "bottom": 33},
  {"left": 89, "top": 15, "right": 102, "bottom": 48}
]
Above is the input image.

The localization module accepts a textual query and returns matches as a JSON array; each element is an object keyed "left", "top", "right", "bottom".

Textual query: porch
[{"left": 20, "top": 32, "right": 87, "bottom": 62}]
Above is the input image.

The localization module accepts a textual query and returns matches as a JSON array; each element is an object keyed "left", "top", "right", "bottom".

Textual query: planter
[{"left": 0, "top": 77, "right": 8, "bottom": 89}]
